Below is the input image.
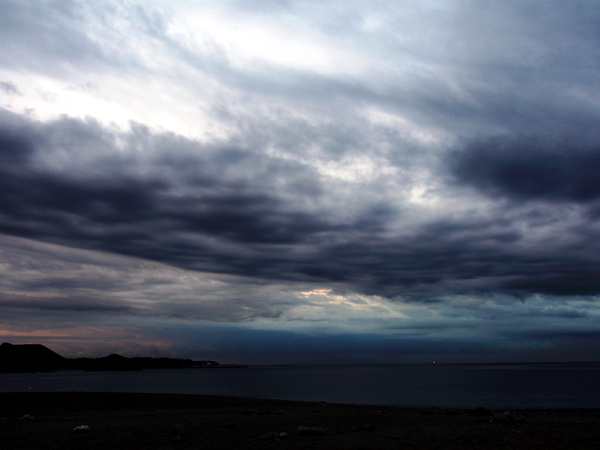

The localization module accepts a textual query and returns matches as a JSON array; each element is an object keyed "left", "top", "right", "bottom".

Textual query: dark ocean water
[{"left": 2, "top": 363, "right": 600, "bottom": 409}]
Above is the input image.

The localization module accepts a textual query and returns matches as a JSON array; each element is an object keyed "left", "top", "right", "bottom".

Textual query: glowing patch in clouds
[
  {"left": 300, "top": 289, "right": 332, "bottom": 297},
  {"left": 295, "top": 289, "right": 409, "bottom": 324},
  {"left": 167, "top": 9, "right": 367, "bottom": 76}
]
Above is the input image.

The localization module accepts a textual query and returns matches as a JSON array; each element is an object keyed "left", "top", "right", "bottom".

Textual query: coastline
[{"left": 2, "top": 392, "right": 600, "bottom": 449}]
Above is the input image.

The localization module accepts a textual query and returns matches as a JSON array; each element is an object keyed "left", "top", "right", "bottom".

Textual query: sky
[{"left": 1, "top": 0, "right": 600, "bottom": 364}]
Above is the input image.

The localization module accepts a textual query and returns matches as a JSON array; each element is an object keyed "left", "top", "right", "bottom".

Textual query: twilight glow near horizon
[{"left": 2, "top": 0, "right": 600, "bottom": 364}]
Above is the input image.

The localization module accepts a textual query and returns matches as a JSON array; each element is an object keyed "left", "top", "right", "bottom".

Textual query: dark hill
[
  {"left": 0, "top": 342, "right": 225, "bottom": 372},
  {"left": 0, "top": 342, "right": 66, "bottom": 372}
]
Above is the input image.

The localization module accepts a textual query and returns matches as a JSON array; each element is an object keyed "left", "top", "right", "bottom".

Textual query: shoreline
[{"left": 2, "top": 392, "right": 600, "bottom": 449}]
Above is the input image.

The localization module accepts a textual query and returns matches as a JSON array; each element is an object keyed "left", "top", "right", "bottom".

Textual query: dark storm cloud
[
  {"left": 3, "top": 110, "right": 600, "bottom": 299},
  {"left": 0, "top": 110, "right": 373, "bottom": 277},
  {"left": 449, "top": 135, "right": 600, "bottom": 204},
  {"left": 312, "top": 227, "right": 600, "bottom": 298},
  {"left": 0, "top": 293, "right": 132, "bottom": 313}
]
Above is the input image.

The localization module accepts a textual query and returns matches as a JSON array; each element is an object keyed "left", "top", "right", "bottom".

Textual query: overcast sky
[{"left": 1, "top": 0, "right": 600, "bottom": 363}]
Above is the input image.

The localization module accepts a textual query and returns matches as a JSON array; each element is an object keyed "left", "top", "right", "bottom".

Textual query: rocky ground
[{"left": 1, "top": 392, "right": 600, "bottom": 449}]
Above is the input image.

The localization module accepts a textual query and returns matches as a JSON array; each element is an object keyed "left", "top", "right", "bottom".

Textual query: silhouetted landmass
[
  {"left": 0, "top": 343, "right": 66, "bottom": 373},
  {"left": 0, "top": 343, "right": 244, "bottom": 373}
]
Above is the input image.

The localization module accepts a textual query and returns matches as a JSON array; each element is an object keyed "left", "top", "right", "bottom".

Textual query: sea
[{"left": 2, "top": 362, "right": 600, "bottom": 410}]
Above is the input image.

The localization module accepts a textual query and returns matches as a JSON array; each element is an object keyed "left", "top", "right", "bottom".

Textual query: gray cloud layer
[{"left": 2, "top": 108, "right": 600, "bottom": 299}]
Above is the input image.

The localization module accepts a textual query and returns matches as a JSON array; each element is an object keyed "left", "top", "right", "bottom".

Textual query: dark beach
[{"left": 2, "top": 392, "right": 599, "bottom": 450}]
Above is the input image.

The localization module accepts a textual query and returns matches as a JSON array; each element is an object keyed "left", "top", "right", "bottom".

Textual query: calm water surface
[{"left": 2, "top": 363, "right": 599, "bottom": 409}]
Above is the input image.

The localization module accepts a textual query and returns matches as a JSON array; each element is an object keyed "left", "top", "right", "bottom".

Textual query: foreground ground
[{"left": 1, "top": 392, "right": 599, "bottom": 449}]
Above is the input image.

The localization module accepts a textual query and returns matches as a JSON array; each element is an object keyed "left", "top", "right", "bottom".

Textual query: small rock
[
  {"left": 490, "top": 410, "right": 523, "bottom": 423},
  {"left": 258, "top": 432, "right": 279, "bottom": 442},
  {"left": 172, "top": 423, "right": 185, "bottom": 441},
  {"left": 298, "top": 426, "right": 329, "bottom": 436},
  {"left": 73, "top": 425, "right": 91, "bottom": 435},
  {"left": 20, "top": 414, "right": 35, "bottom": 421}
]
